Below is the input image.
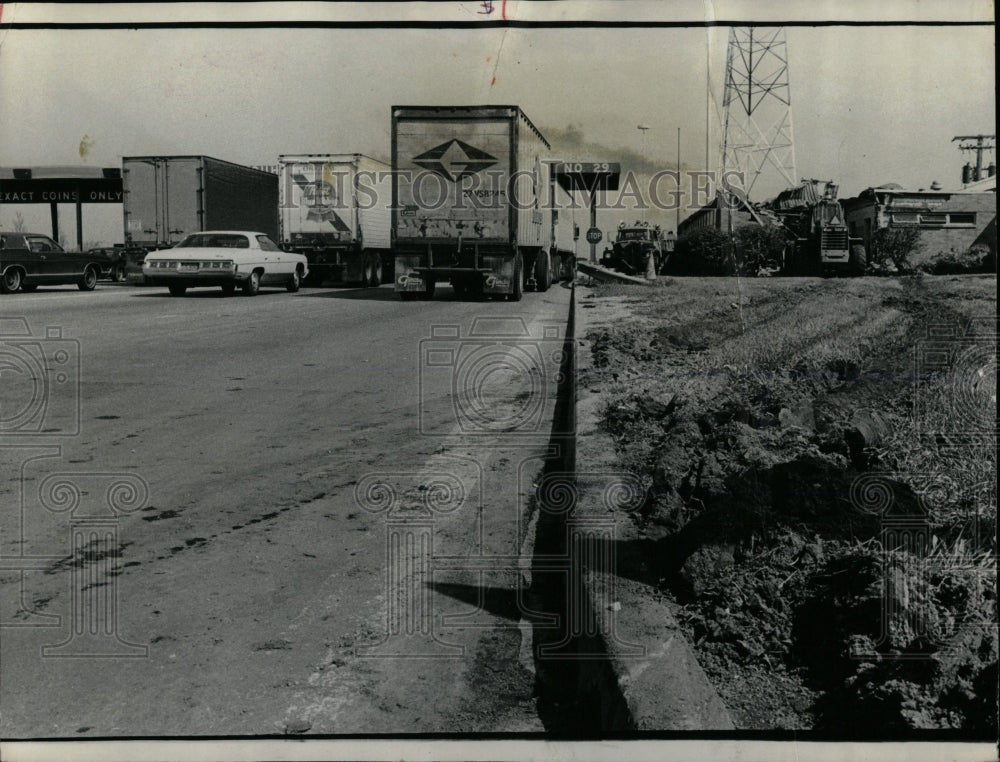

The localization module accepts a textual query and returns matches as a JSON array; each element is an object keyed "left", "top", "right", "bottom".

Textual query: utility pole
[
  {"left": 676, "top": 126, "right": 681, "bottom": 236},
  {"left": 637, "top": 124, "right": 649, "bottom": 223},
  {"left": 706, "top": 33, "right": 711, "bottom": 175},
  {"left": 952, "top": 134, "right": 996, "bottom": 182}
]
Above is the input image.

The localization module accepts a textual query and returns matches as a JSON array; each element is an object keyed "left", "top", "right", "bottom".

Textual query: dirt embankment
[{"left": 579, "top": 274, "right": 997, "bottom": 734}]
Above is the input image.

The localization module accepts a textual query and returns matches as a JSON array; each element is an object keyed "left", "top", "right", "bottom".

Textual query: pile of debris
[{"left": 595, "top": 336, "right": 997, "bottom": 731}]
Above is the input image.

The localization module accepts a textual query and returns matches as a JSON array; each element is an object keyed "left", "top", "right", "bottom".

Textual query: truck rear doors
[{"left": 123, "top": 158, "right": 202, "bottom": 248}]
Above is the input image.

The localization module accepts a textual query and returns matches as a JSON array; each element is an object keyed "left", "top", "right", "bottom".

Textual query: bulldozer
[{"left": 768, "top": 180, "right": 866, "bottom": 276}]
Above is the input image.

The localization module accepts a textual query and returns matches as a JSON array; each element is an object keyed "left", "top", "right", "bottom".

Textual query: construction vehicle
[
  {"left": 601, "top": 220, "right": 668, "bottom": 275},
  {"left": 278, "top": 153, "right": 391, "bottom": 286},
  {"left": 768, "top": 180, "right": 865, "bottom": 275},
  {"left": 391, "top": 105, "right": 575, "bottom": 301}
]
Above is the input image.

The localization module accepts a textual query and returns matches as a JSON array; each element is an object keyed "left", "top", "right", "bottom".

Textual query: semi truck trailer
[
  {"left": 391, "top": 105, "right": 575, "bottom": 301},
  {"left": 278, "top": 153, "right": 391, "bottom": 286},
  {"left": 122, "top": 156, "right": 279, "bottom": 261}
]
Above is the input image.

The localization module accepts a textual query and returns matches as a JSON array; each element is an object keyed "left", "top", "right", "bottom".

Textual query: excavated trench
[{"left": 522, "top": 286, "right": 633, "bottom": 735}]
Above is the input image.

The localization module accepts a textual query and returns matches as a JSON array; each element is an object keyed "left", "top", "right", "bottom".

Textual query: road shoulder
[{"left": 573, "top": 281, "right": 734, "bottom": 730}]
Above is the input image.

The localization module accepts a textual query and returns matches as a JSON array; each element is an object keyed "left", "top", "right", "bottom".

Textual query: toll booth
[
  {"left": 0, "top": 166, "right": 123, "bottom": 250},
  {"left": 552, "top": 163, "right": 621, "bottom": 262}
]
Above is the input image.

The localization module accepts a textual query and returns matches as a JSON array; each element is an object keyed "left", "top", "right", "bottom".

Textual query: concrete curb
[{"left": 572, "top": 285, "right": 735, "bottom": 730}]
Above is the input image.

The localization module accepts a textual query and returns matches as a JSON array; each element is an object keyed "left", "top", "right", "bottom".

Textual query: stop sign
[{"left": 585, "top": 227, "right": 603, "bottom": 245}]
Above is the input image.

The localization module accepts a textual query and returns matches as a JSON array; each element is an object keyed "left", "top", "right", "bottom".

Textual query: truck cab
[{"left": 602, "top": 220, "right": 666, "bottom": 275}]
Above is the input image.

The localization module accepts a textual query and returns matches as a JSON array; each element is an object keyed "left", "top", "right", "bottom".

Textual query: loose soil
[{"left": 578, "top": 273, "right": 997, "bottom": 735}]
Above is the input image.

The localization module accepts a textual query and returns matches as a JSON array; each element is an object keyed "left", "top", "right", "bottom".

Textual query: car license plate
[{"left": 180, "top": 262, "right": 198, "bottom": 271}]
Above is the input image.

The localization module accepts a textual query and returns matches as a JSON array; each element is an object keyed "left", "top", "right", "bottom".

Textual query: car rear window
[
  {"left": 178, "top": 234, "right": 250, "bottom": 248},
  {"left": 256, "top": 235, "right": 281, "bottom": 251},
  {"left": 26, "top": 236, "right": 61, "bottom": 253}
]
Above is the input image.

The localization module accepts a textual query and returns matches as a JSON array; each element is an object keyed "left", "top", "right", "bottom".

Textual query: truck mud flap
[{"left": 481, "top": 256, "right": 518, "bottom": 296}]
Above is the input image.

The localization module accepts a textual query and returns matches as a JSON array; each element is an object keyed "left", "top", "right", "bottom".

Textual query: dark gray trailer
[{"left": 122, "top": 156, "right": 279, "bottom": 256}]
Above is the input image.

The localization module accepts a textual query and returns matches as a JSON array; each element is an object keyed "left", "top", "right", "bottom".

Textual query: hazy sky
[{"left": 0, "top": 5, "right": 994, "bottom": 245}]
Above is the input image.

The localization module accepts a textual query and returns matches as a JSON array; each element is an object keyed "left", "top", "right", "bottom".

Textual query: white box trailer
[
  {"left": 548, "top": 181, "right": 580, "bottom": 279},
  {"left": 391, "top": 105, "right": 574, "bottom": 301},
  {"left": 278, "top": 153, "right": 391, "bottom": 286}
]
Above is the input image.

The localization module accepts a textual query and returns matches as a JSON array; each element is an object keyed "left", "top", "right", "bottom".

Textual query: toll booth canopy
[{"left": 0, "top": 166, "right": 123, "bottom": 250}]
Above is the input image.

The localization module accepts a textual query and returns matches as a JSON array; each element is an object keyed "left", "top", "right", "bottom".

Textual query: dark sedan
[{"left": 0, "top": 232, "right": 104, "bottom": 293}]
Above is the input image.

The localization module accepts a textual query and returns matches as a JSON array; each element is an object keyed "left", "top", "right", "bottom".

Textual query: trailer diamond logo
[{"left": 412, "top": 139, "right": 498, "bottom": 182}]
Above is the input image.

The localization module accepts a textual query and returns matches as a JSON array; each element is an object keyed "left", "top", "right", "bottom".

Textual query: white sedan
[{"left": 142, "top": 231, "right": 308, "bottom": 296}]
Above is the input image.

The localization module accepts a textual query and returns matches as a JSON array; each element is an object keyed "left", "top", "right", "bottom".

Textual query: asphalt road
[{"left": 0, "top": 280, "right": 573, "bottom": 737}]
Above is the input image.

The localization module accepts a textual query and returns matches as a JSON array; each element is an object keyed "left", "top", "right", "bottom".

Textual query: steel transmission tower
[{"left": 720, "top": 27, "right": 797, "bottom": 201}]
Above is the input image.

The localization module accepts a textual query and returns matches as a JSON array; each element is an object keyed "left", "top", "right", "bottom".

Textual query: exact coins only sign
[{"left": 585, "top": 227, "right": 603, "bottom": 245}]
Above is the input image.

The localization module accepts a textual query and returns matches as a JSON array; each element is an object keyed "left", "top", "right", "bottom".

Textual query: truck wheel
[
  {"left": 78, "top": 267, "right": 98, "bottom": 291},
  {"left": 287, "top": 269, "right": 301, "bottom": 292},
  {"left": 113, "top": 264, "right": 128, "bottom": 283},
  {"left": 452, "top": 280, "right": 466, "bottom": 299},
  {"left": 1, "top": 268, "right": 23, "bottom": 293},
  {"left": 371, "top": 255, "right": 383, "bottom": 287},
  {"left": 510, "top": 255, "right": 523, "bottom": 302},
  {"left": 399, "top": 292, "right": 418, "bottom": 301},
  {"left": 418, "top": 280, "right": 436, "bottom": 301},
  {"left": 168, "top": 284, "right": 187, "bottom": 297},
  {"left": 242, "top": 270, "right": 261, "bottom": 296},
  {"left": 535, "top": 251, "right": 551, "bottom": 292},
  {"left": 362, "top": 256, "right": 375, "bottom": 287}
]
